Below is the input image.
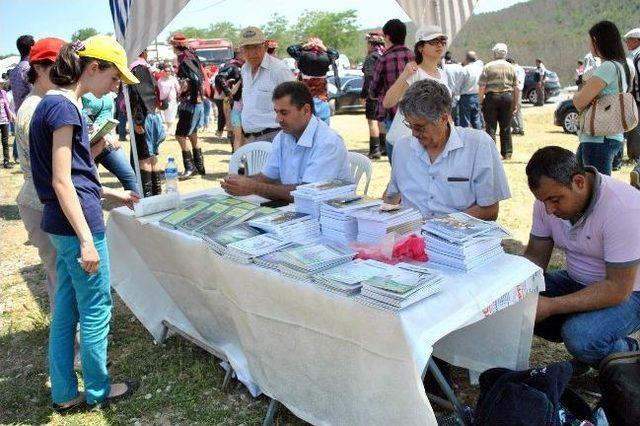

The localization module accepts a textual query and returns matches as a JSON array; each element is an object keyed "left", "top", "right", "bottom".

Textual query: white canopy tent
[{"left": 109, "top": 0, "right": 478, "bottom": 195}]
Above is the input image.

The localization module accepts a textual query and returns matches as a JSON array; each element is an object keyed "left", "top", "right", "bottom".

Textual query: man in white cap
[
  {"left": 478, "top": 43, "right": 519, "bottom": 160},
  {"left": 624, "top": 28, "right": 640, "bottom": 188},
  {"left": 239, "top": 26, "right": 294, "bottom": 143}
]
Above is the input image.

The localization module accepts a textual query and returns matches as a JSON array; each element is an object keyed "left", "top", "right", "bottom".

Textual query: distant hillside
[{"left": 447, "top": 0, "right": 640, "bottom": 85}]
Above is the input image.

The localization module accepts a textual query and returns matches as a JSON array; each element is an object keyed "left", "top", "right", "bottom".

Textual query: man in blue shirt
[{"left": 222, "top": 81, "right": 351, "bottom": 202}]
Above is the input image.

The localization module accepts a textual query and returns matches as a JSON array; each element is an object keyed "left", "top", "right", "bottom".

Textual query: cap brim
[
  {"left": 117, "top": 64, "right": 139, "bottom": 85},
  {"left": 239, "top": 39, "right": 265, "bottom": 47},
  {"left": 419, "top": 33, "right": 447, "bottom": 42}
]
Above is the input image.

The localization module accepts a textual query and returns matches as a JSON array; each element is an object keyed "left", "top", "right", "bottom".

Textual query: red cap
[
  {"left": 29, "top": 37, "right": 66, "bottom": 63},
  {"left": 170, "top": 33, "right": 188, "bottom": 47}
]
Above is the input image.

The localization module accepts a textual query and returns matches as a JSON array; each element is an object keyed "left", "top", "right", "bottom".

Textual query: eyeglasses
[
  {"left": 402, "top": 119, "right": 428, "bottom": 135},
  {"left": 425, "top": 37, "right": 447, "bottom": 46}
]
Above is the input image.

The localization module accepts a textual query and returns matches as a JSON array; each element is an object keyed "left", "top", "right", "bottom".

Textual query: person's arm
[
  {"left": 51, "top": 125, "right": 100, "bottom": 274},
  {"left": 523, "top": 234, "right": 554, "bottom": 271},
  {"left": 464, "top": 202, "right": 499, "bottom": 221},
  {"left": 573, "top": 76, "right": 606, "bottom": 111},
  {"left": 221, "top": 173, "right": 297, "bottom": 202},
  {"left": 536, "top": 265, "right": 638, "bottom": 322},
  {"left": 382, "top": 61, "right": 417, "bottom": 109},
  {"left": 101, "top": 186, "right": 140, "bottom": 209}
]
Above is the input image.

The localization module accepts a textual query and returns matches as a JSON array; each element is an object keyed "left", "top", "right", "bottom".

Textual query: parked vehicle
[
  {"left": 522, "top": 67, "right": 561, "bottom": 104},
  {"left": 327, "top": 75, "right": 365, "bottom": 115},
  {"left": 188, "top": 38, "right": 234, "bottom": 66},
  {"left": 554, "top": 99, "right": 579, "bottom": 134}
]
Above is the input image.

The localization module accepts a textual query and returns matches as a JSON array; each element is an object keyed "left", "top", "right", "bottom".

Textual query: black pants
[
  {"left": 0, "top": 123, "right": 9, "bottom": 161},
  {"left": 482, "top": 92, "right": 513, "bottom": 158},
  {"left": 214, "top": 99, "right": 225, "bottom": 132}
]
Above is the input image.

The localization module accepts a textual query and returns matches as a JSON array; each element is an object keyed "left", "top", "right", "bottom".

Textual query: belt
[{"left": 243, "top": 127, "right": 280, "bottom": 138}]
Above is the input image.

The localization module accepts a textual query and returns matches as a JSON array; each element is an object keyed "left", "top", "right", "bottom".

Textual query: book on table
[
  {"left": 291, "top": 180, "right": 357, "bottom": 218},
  {"left": 350, "top": 205, "right": 423, "bottom": 243},
  {"left": 319, "top": 196, "right": 383, "bottom": 243},
  {"left": 224, "top": 234, "right": 291, "bottom": 263},
  {"left": 206, "top": 223, "right": 266, "bottom": 254},
  {"left": 422, "top": 212, "right": 510, "bottom": 243},
  {"left": 313, "top": 259, "right": 390, "bottom": 295},
  {"left": 189, "top": 201, "right": 262, "bottom": 236},
  {"left": 159, "top": 200, "right": 213, "bottom": 229}
]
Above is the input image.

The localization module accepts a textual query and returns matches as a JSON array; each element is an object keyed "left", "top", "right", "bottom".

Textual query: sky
[{"left": 0, "top": 0, "right": 529, "bottom": 55}]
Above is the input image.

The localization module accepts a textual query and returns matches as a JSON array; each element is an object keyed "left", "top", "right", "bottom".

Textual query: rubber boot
[
  {"left": 179, "top": 150, "right": 197, "bottom": 180},
  {"left": 193, "top": 148, "right": 206, "bottom": 175},
  {"left": 151, "top": 171, "right": 163, "bottom": 195},
  {"left": 379, "top": 132, "right": 387, "bottom": 156},
  {"left": 368, "top": 136, "right": 381, "bottom": 159},
  {"left": 140, "top": 170, "right": 153, "bottom": 197}
]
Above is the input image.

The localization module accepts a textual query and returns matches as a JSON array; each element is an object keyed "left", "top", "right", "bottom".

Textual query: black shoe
[
  {"left": 3, "top": 159, "right": 13, "bottom": 169},
  {"left": 89, "top": 380, "right": 139, "bottom": 410},
  {"left": 193, "top": 148, "right": 206, "bottom": 175},
  {"left": 53, "top": 395, "right": 88, "bottom": 414},
  {"left": 139, "top": 170, "right": 153, "bottom": 197},
  {"left": 151, "top": 171, "right": 163, "bottom": 195},
  {"left": 179, "top": 151, "right": 197, "bottom": 180}
]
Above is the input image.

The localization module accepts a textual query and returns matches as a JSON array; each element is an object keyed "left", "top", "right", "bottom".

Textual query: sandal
[{"left": 89, "top": 380, "right": 139, "bottom": 409}]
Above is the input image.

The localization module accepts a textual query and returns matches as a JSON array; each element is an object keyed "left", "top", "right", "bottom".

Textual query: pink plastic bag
[{"left": 352, "top": 233, "right": 427, "bottom": 264}]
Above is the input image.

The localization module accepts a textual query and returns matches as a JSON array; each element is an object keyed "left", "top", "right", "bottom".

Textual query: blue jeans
[
  {"left": 576, "top": 137, "right": 623, "bottom": 176},
  {"left": 313, "top": 98, "right": 331, "bottom": 125},
  {"left": 48, "top": 233, "right": 112, "bottom": 404},
  {"left": 535, "top": 270, "right": 640, "bottom": 367},
  {"left": 116, "top": 108, "right": 127, "bottom": 140},
  {"left": 96, "top": 147, "right": 139, "bottom": 193},
  {"left": 458, "top": 94, "right": 482, "bottom": 129},
  {"left": 384, "top": 116, "right": 394, "bottom": 165},
  {"left": 202, "top": 98, "right": 212, "bottom": 128}
]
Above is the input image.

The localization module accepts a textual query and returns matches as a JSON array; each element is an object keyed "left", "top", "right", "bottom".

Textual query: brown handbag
[{"left": 580, "top": 61, "right": 639, "bottom": 136}]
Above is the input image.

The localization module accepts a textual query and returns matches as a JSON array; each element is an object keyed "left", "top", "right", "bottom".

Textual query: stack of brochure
[
  {"left": 356, "top": 262, "right": 443, "bottom": 311},
  {"left": 192, "top": 204, "right": 276, "bottom": 239},
  {"left": 421, "top": 212, "right": 510, "bottom": 271},
  {"left": 313, "top": 259, "right": 390, "bottom": 296},
  {"left": 224, "top": 234, "right": 291, "bottom": 263},
  {"left": 291, "top": 180, "right": 357, "bottom": 218},
  {"left": 159, "top": 200, "right": 214, "bottom": 230},
  {"left": 205, "top": 223, "right": 266, "bottom": 255},
  {"left": 271, "top": 242, "right": 356, "bottom": 280},
  {"left": 248, "top": 211, "right": 320, "bottom": 243},
  {"left": 351, "top": 205, "right": 423, "bottom": 243},
  {"left": 319, "top": 195, "right": 383, "bottom": 243}
]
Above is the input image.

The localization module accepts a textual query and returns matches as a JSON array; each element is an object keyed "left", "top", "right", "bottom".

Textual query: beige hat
[
  {"left": 239, "top": 26, "right": 266, "bottom": 47},
  {"left": 415, "top": 25, "right": 447, "bottom": 43},
  {"left": 624, "top": 28, "right": 640, "bottom": 40},
  {"left": 492, "top": 43, "right": 508, "bottom": 55}
]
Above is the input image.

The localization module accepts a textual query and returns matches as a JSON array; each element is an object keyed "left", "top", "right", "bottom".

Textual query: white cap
[
  {"left": 492, "top": 43, "right": 508, "bottom": 55},
  {"left": 415, "top": 25, "right": 447, "bottom": 43},
  {"left": 624, "top": 28, "right": 640, "bottom": 40}
]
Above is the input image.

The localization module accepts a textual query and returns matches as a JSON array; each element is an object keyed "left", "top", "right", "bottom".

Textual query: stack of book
[
  {"left": 266, "top": 241, "right": 356, "bottom": 280},
  {"left": 350, "top": 205, "right": 423, "bottom": 244},
  {"left": 205, "top": 223, "right": 266, "bottom": 255},
  {"left": 313, "top": 259, "right": 390, "bottom": 296},
  {"left": 192, "top": 204, "right": 276, "bottom": 239},
  {"left": 224, "top": 234, "right": 291, "bottom": 264},
  {"left": 159, "top": 200, "right": 215, "bottom": 230},
  {"left": 248, "top": 211, "right": 320, "bottom": 243},
  {"left": 291, "top": 180, "right": 357, "bottom": 218},
  {"left": 319, "top": 195, "right": 383, "bottom": 243},
  {"left": 421, "top": 212, "right": 510, "bottom": 271},
  {"left": 356, "top": 262, "right": 443, "bottom": 311}
]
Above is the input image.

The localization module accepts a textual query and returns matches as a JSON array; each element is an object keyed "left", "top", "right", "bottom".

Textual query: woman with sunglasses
[{"left": 383, "top": 25, "right": 450, "bottom": 111}]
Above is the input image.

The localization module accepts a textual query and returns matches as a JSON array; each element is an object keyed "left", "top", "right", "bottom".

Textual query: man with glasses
[
  {"left": 478, "top": 43, "right": 520, "bottom": 160},
  {"left": 239, "top": 26, "right": 294, "bottom": 143},
  {"left": 383, "top": 79, "right": 510, "bottom": 221}
]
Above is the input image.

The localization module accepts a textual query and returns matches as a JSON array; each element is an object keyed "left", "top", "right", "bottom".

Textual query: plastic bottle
[{"left": 165, "top": 157, "right": 179, "bottom": 193}]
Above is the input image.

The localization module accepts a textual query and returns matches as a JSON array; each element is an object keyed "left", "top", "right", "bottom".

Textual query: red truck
[{"left": 188, "top": 38, "right": 234, "bottom": 67}]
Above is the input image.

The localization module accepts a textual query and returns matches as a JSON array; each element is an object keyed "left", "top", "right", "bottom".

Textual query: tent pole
[{"left": 123, "top": 86, "right": 144, "bottom": 197}]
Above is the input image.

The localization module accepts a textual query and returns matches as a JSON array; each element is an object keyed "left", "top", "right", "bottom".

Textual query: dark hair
[
  {"left": 382, "top": 19, "right": 406, "bottom": 46},
  {"left": 526, "top": 146, "right": 585, "bottom": 190},
  {"left": 272, "top": 81, "right": 315, "bottom": 114},
  {"left": 49, "top": 43, "right": 113, "bottom": 86},
  {"left": 267, "top": 47, "right": 276, "bottom": 54},
  {"left": 16, "top": 35, "right": 35, "bottom": 58},
  {"left": 589, "top": 21, "right": 626, "bottom": 63},
  {"left": 414, "top": 41, "right": 426, "bottom": 64},
  {"left": 505, "top": 57, "right": 515, "bottom": 64}
]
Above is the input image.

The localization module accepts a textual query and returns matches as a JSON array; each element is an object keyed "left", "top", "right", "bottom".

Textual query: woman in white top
[
  {"left": 383, "top": 25, "right": 450, "bottom": 110},
  {"left": 157, "top": 63, "right": 180, "bottom": 131}
]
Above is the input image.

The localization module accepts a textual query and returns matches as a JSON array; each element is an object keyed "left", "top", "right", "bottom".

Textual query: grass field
[{"left": 0, "top": 102, "right": 635, "bottom": 425}]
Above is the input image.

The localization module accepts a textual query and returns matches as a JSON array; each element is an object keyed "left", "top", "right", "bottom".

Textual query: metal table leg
[
  {"left": 427, "top": 358, "right": 471, "bottom": 426},
  {"left": 262, "top": 398, "right": 280, "bottom": 426}
]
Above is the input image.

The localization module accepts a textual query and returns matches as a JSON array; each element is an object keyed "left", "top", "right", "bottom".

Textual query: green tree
[
  {"left": 206, "top": 21, "right": 240, "bottom": 45},
  {"left": 262, "top": 13, "right": 295, "bottom": 56},
  {"left": 70, "top": 27, "right": 98, "bottom": 41}
]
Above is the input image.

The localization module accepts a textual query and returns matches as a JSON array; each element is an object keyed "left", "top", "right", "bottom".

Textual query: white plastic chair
[
  {"left": 348, "top": 151, "right": 372, "bottom": 195},
  {"left": 228, "top": 141, "right": 273, "bottom": 176}
]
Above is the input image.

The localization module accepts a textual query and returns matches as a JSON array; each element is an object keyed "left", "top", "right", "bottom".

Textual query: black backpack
[
  {"left": 474, "top": 361, "right": 590, "bottom": 426},
  {"left": 598, "top": 351, "right": 640, "bottom": 426}
]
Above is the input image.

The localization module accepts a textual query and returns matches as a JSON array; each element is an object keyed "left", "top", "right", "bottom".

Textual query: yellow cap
[{"left": 78, "top": 35, "right": 139, "bottom": 85}]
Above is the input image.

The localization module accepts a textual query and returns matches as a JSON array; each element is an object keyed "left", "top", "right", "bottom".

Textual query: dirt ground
[{"left": 0, "top": 102, "right": 635, "bottom": 425}]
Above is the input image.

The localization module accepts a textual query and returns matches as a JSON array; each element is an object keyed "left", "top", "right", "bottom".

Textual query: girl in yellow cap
[{"left": 29, "top": 35, "right": 140, "bottom": 412}]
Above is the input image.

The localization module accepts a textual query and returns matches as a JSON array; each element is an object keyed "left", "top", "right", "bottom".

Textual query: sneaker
[{"left": 631, "top": 170, "right": 640, "bottom": 189}]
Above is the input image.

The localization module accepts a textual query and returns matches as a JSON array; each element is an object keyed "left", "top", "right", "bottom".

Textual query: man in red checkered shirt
[{"left": 369, "top": 19, "right": 415, "bottom": 161}]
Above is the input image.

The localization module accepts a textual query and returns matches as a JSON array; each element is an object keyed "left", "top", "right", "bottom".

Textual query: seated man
[
  {"left": 384, "top": 79, "right": 510, "bottom": 220},
  {"left": 524, "top": 146, "right": 640, "bottom": 368},
  {"left": 221, "top": 81, "right": 351, "bottom": 202}
]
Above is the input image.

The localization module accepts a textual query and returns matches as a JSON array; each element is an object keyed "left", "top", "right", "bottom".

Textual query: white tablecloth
[{"left": 106, "top": 193, "right": 543, "bottom": 426}]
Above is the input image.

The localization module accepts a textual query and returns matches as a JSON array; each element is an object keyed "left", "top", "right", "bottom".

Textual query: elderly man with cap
[
  {"left": 383, "top": 79, "right": 510, "bottom": 221},
  {"left": 624, "top": 28, "right": 640, "bottom": 188},
  {"left": 238, "top": 26, "right": 294, "bottom": 143},
  {"left": 478, "top": 43, "right": 520, "bottom": 160}
]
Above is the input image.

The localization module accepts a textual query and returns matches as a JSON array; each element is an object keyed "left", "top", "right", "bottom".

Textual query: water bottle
[{"left": 164, "top": 157, "right": 179, "bottom": 193}]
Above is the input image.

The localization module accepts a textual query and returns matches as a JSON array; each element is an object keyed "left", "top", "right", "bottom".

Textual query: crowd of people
[{"left": 2, "top": 15, "right": 640, "bottom": 417}]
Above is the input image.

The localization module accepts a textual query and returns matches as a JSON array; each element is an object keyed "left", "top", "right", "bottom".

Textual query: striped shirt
[
  {"left": 479, "top": 59, "right": 517, "bottom": 93},
  {"left": 369, "top": 44, "right": 415, "bottom": 121}
]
